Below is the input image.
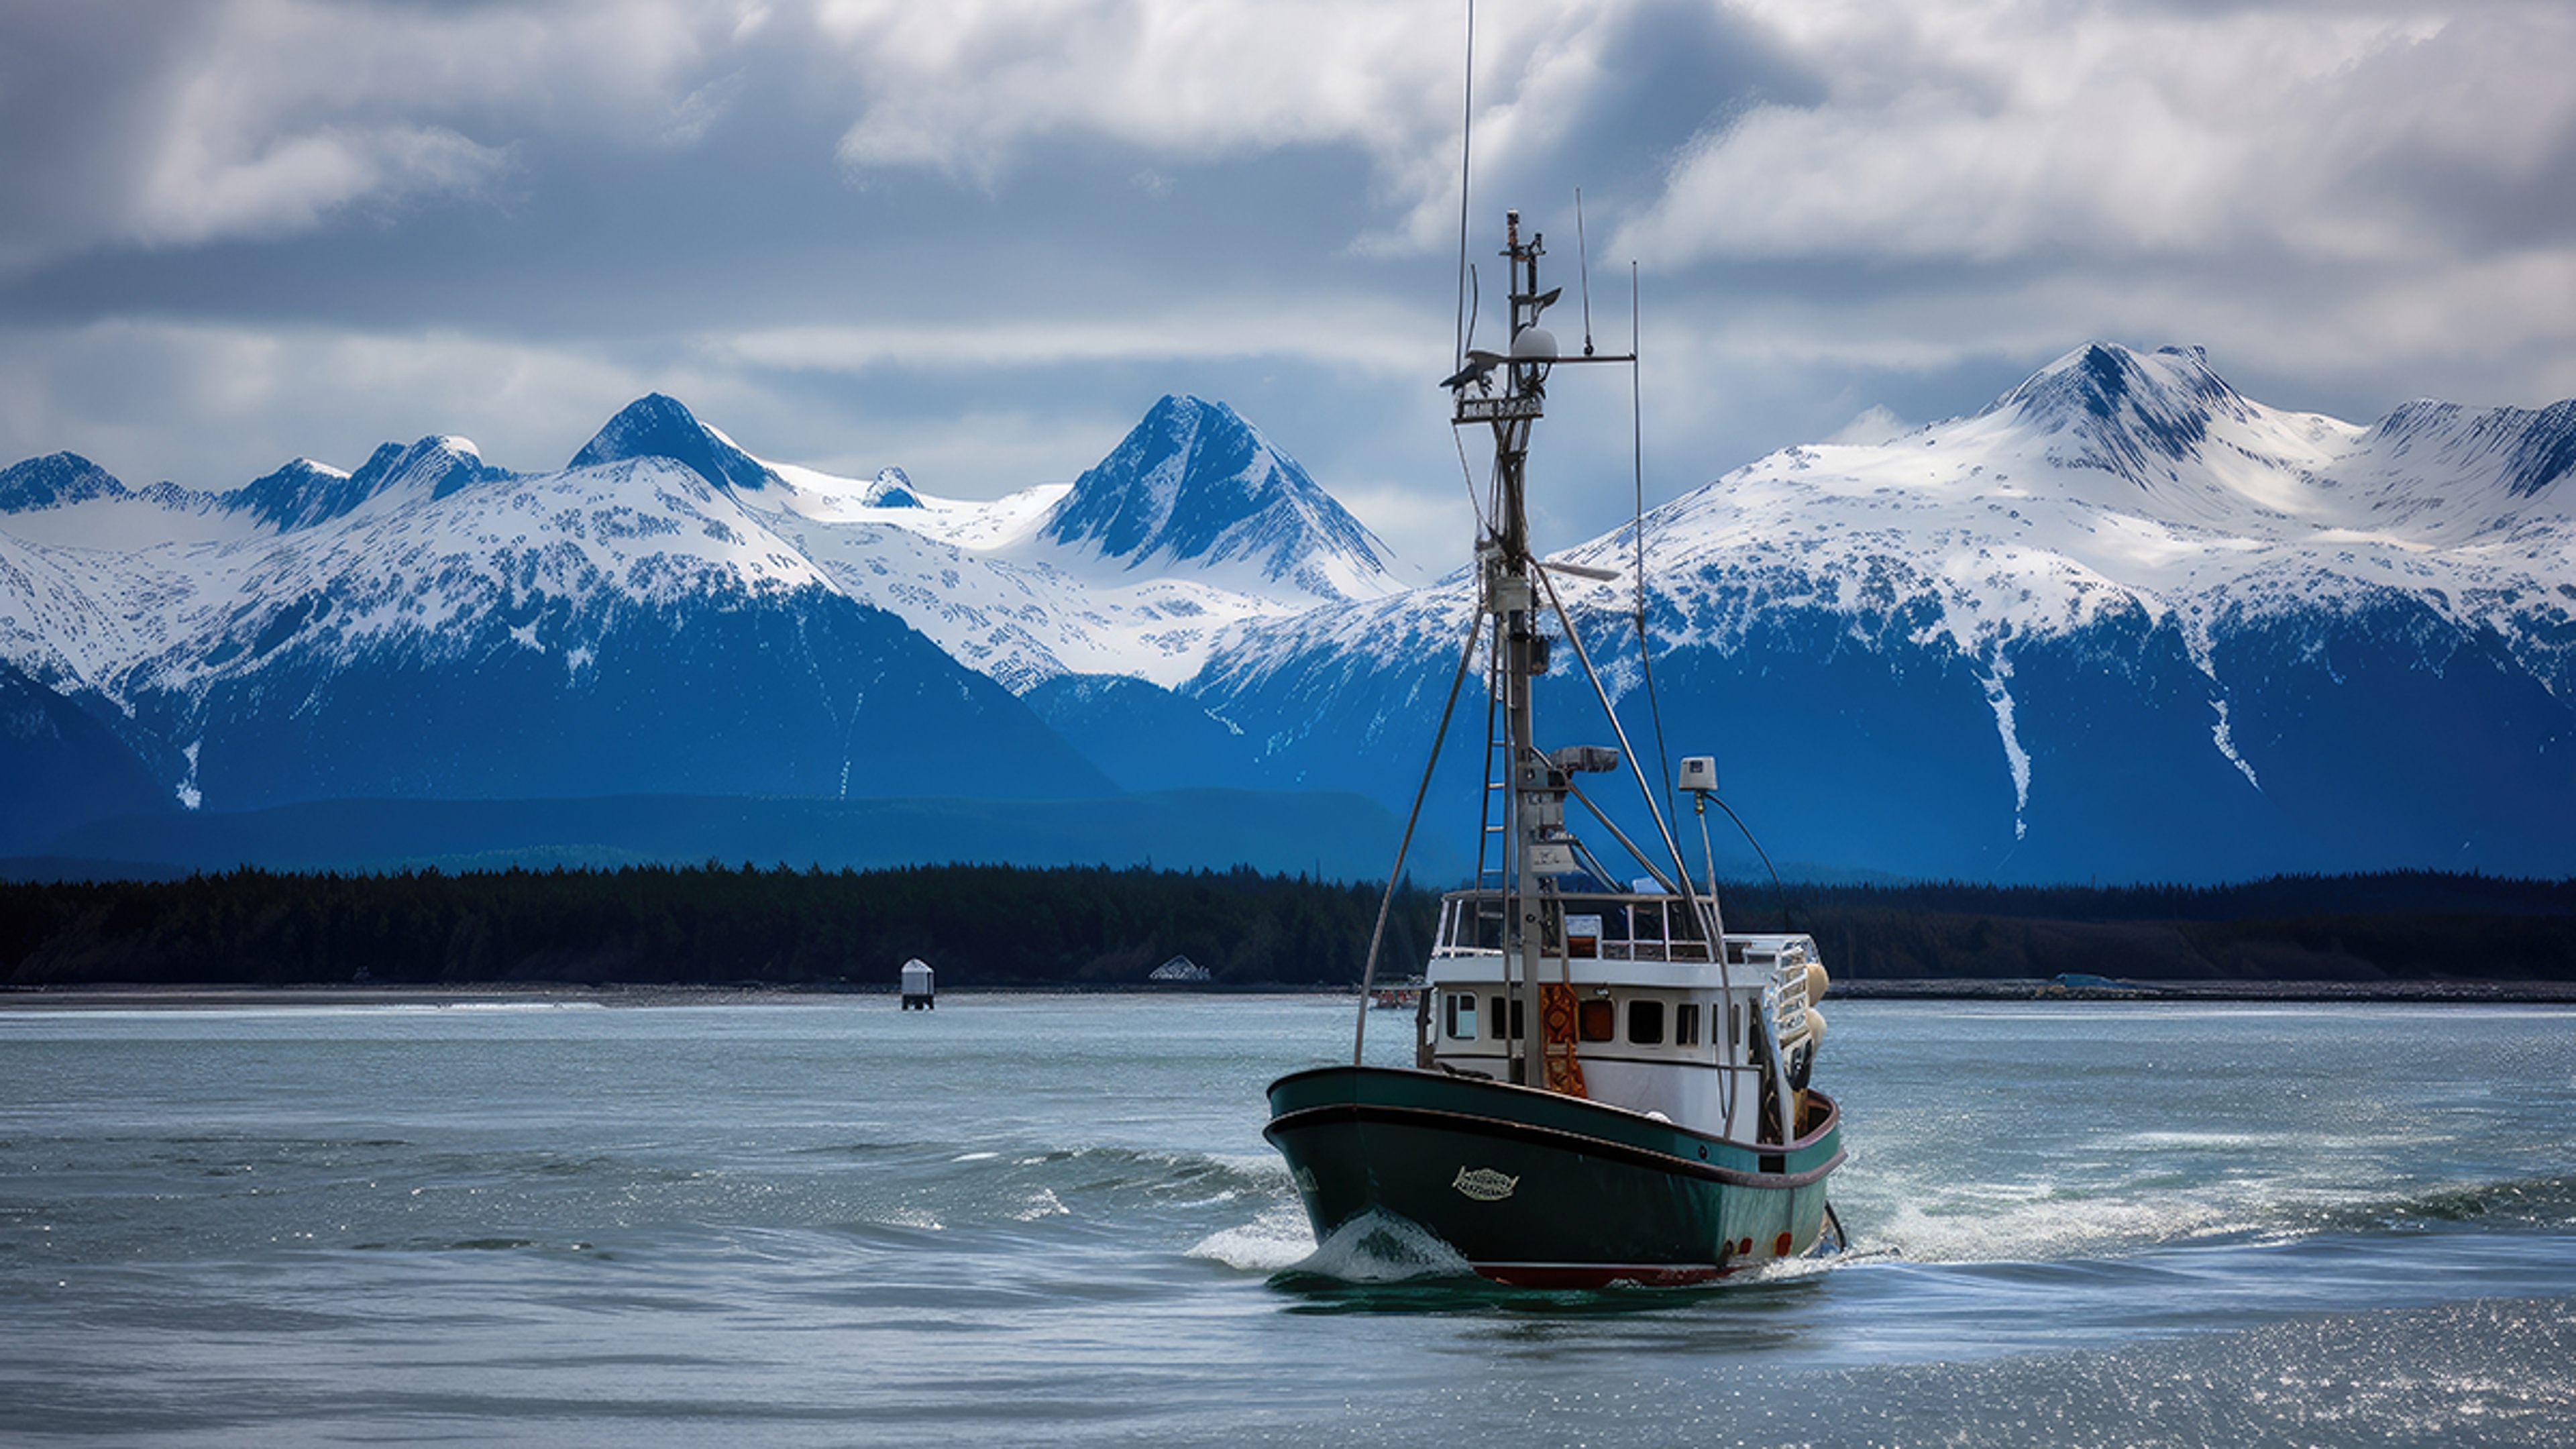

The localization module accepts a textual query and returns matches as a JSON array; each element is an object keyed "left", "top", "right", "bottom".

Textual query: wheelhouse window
[
  {"left": 1444, "top": 992, "right": 1479, "bottom": 1040},
  {"left": 1676, "top": 1002, "right": 1701, "bottom": 1047},
  {"left": 1489, "top": 996, "right": 1524, "bottom": 1040},
  {"left": 1627, "top": 998, "right": 1666, "bottom": 1045}
]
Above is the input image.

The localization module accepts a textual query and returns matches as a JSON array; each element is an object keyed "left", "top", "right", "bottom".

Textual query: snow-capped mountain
[
  {"left": 1189, "top": 344, "right": 2576, "bottom": 882},
  {"left": 1038, "top": 394, "right": 1400, "bottom": 599},
  {"left": 569, "top": 392, "right": 782, "bottom": 494},
  {"left": 0, "top": 390, "right": 1394, "bottom": 854},
  {"left": 0, "top": 429, "right": 1073, "bottom": 848},
  {"left": 0, "top": 453, "right": 125, "bottom": 511},
  {"left": 730, "top": 393, "right": 1404, "bottom": 692},
  {"left": 9, "top": 349, "right": 2568, "bottom": 883}
]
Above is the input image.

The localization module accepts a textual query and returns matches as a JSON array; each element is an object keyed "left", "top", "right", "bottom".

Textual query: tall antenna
[
  {"left": 1575, "top": 188, "right": 1596, "bottom": 356},
  {"left": 1452, "top": 1, "right": 1475, "bottom": 365}
]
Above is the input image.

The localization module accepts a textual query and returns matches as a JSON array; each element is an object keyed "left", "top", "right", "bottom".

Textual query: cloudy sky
[{"left": 3, "top": 0, "right": 2572, "bottom": 569}]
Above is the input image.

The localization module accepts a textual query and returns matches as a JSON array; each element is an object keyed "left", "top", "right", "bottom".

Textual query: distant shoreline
[
  {"left": 0, "top": 982, "right": 1346, "bottom": 1011},
  {"left": 9, "top": 979, "right": 2576, "bottom": 1011},
  {"left": 1827, "top": 978, "right": 2576, "bottom": 1004}
]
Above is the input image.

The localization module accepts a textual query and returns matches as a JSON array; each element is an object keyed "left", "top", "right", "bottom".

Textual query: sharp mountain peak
[{"left": 570, "top": 392, "right": 781, "bottom": 496}]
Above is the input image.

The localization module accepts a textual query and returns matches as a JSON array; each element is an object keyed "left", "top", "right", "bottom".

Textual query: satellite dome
[{"left": 1511, "top": 326, "right": 1559, "bottom": 361}]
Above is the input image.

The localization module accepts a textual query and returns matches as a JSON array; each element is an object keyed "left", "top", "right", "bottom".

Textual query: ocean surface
[{"left": 5, "top": 994, "right": 2575, "bottom": 1446}]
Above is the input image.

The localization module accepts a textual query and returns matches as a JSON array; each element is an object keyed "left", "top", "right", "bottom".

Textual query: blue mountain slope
[
  {"left": 1190, "top": 585, "right": 2576, "bottom": 884},
  {"left": 114, "top": 577, "right": 1114, "bottom": 812},
  {"left": 1023, "top": 673, "right": 1260, "bottom": 793},
  {"left": 0, "top": 659, "right": 171, "bottom": 855}
]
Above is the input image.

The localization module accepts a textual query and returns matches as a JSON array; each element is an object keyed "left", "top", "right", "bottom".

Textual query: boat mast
[
  {"left": 1450, "top": 207, "right": 1640, "bottom": 1092},
  {"left": 1464, "top": 211, "right": 1552, "bottom": 1087}
]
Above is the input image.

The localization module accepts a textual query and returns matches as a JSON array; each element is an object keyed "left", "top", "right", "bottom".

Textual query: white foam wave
[
  {"left": 1858, "top": 1185, "right": 2247, "bottom": 1263},
  {"left": 1285, "top": 1208, "right": 1476, "bottom": 1283},
  {"left": 1185, "top": 1205, "right": 1316, "bottom": 1273}
]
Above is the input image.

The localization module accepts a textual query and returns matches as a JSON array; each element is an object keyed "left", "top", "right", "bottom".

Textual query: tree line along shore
[{"left": 0, "top": 863, "right": 2570, "bottom": 991}]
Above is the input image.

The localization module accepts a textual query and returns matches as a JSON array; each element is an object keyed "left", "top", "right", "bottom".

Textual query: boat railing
[
  {"left": 1432, "top": 891, "right": 1820, "bottom": 974},
  {"left": 1434, "top": 889, "right": 1723, "bottom": 962}
]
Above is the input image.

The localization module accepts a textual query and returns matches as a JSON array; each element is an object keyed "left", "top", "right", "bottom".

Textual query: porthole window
[{"left": 1628, "top": 999, "right": 1666, "bottom": 1045}]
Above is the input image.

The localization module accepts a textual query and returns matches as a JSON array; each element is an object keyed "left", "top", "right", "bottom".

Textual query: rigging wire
[
  {"left": 1711, "top": 790, "right": 1786, "bottom": 900},
  {"left": 1531, "top": 563, "right": 1700, "bottom": 910},
  {"left": 1452, "top": 264, "right": 1493, "bottom": 536},
  {"left": 1352, "top": 600, "right": 1489, "bottom": 1067},
  {"left": 1613, "top": 259, "right": 1790, "bottom": 918},
  {"left": 1461, "top": 264, "right": 1481, "bottom": 370},
  {"left": 1451, "top": 423, "right": 1491, "bottom": 537},
  {"left": 1629, "top": 262, "right": 1682, "bottom": 832},
  {"left": 1564, "top": 780, "right": 1680, "bottom": 895}
]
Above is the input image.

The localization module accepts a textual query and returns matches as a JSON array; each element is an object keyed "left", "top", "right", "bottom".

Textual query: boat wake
[
  {"left": 1841, "top": 1170, "right": 2576, "bottom": 1267},
  {"left": 806, "top": 1138, "right": 1287, "bottom": 1232},
  {"left": 2296, "top": 1173, "right": 2576, "bottom": 1237}
]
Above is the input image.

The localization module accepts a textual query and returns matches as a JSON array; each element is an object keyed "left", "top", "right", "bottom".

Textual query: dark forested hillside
[
  {"left": 0, "top": 863, "right": 1440, "bottom": 989},
  {"left": 2, "top": 865, "right": 2567, "bottom": 990},
  {"left": 1713, "top": 872, "right": 2576, "bottom": 982}
]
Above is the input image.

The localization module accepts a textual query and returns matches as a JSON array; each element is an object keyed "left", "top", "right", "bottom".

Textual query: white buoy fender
[
  {"left": 1804, "top": 1007, "right": 1827, "bottom": 1049},
  {"left": 1804, "top": 961, "right": 1830, "bottom": 1004}
]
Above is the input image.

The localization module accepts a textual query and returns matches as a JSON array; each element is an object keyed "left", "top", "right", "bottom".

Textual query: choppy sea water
[{"left": 5, "top": 994, "right": 2574, "bottom": 1446}]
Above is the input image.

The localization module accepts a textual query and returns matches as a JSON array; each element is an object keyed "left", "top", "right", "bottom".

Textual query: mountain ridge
[
  {"left": 1185, "top": 341, "right": 2576, "bottom": 881},
  {"left": 4, "top": 347, "right": 2570, "bottom": 882}
]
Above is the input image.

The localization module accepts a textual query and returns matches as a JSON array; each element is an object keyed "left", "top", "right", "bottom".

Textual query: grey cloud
[
  {"left": 1, "top": 0, "right": 2573, "bottom": 581},
  {"left": 0, "top": 2, "right": 232, "bottom": 266},
  {"left": 2320, "top": 9, "right": 2576, "bottom": 258}
]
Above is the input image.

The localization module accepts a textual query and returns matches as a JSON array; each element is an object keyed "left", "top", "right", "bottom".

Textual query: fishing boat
[
  {"left": 1263, "top": 210, "right": 1843, "bottom": 1288},
  {"left": 1366, "top": 977, "right": 1425, "bottom": 1010}
]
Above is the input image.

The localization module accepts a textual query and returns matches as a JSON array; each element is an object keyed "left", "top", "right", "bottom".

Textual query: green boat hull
[{"left": 1264, "top": 1065, "right": 1842, "bottom": 1287}]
